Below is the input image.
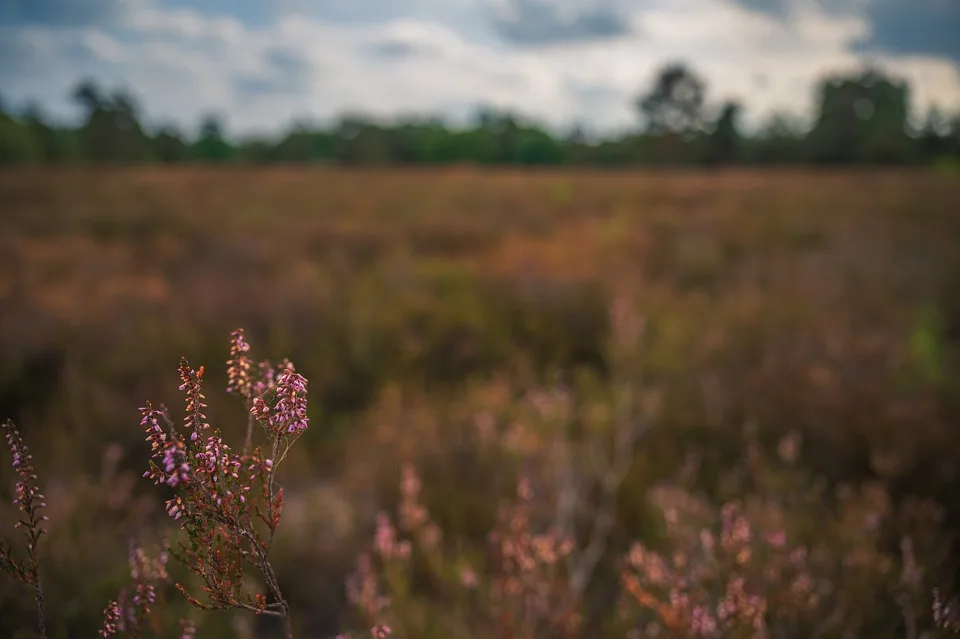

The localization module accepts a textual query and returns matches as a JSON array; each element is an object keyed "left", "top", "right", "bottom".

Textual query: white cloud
[{"left": 1, "top": 0, "right": 958, "bottom": 137}]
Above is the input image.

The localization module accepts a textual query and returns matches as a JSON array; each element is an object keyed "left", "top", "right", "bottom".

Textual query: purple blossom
[
  {"left": 2, "top": 421, "right": 47, "bottom": 532},
  {"left": 141, "top": 404, "right": 191, "bottom": 488},
  {"left": 252, "top": 360, "right": 278, "bottom": 397},
  {"left": 250, "top": 368, "right": 309, "bottom": 435},
  {"left": 274, "top": 368, "right": 309, "bottom": 434},
  {"left": 371, "top": 624, "right": 393, "bottom": 638},
  {"left": 226, "top": 328, "right": 253, "bottom": 398},
  {"left": 179, "top": 619, "right": 197, "bottom": 639},
  {"left": 99, "top": 601, "right": 122, "bottom": 637}
]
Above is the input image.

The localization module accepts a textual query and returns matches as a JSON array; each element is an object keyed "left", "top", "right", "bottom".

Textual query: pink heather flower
[
  {"left": 166, "top": 496, "right": 184, "bottom": 520},
  {"left": 690, "top": 605, "right": 719, "bottom": 637},
  {"left": 460, "top": 566, "right": 478, "bottom": 588},
  {"left": 178, "top": 359, "right": 210, "bottom": 437},
  {"left": 141, "top": 404, "right": 191, "bottom": 488},
  {"left": 274, "top": 368, "right": 309, "bottom": 434},
  {"left": 251, "top": 368, "right": 309, "bottom": 435},
  {"left": 346, "top": 554, "right": 390, "bottom": 617},
  {"left": 129, "top": 542, "right": 169, "bottom": 582},
  {"left": 419, "top": 522, "right": 442, "bottom": 550},
  {"left": 763, "top": 529, "right": 787, "bottom": 549},
  {"left": 371, "top": 624, "right": 393, "bottom": 638},
  {"left": 252, "top": 360, "right": 278, "bottom": 397},
  {"left": 99, "top": 601, "right": 122, "bottom": 637},
  {"left": 3, "top": 420, "right": 48, "bottom": 534},
  {"left": 226, "top": 328, "right": 253, "bottom": 398},
  {"left": 934, "top": 588, "right": 960, "bottom": 633},
  {"left": 132, "top": 583, "right": 157, "bottom": 607},
  {"left": 374, "top": 512, "right": 399, "bottom": 558},
  {"left": 179, "top": 619, "right": 197, "bottom": 639}
]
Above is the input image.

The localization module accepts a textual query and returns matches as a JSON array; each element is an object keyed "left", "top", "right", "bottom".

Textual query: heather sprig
[
  {"left": 934, "top": 588, "right": 960, "bottom": 634},
  {"left": 98, "top": 540, "right": 179, "bottom": 639},
  {"left": 226, "top": 328, "right": 257, "bottom": 456},
  {"left": 486, "top": 475, "right": 580, "bottom": 638},
  {"left": 1, "top": 419, "right": 48, "bottom": 639},
  {"left": 136, "top": 329, "right": 309, "bottom": 639}
]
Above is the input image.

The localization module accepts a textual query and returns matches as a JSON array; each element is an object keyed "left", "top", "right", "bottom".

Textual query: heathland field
[{"left": 1, "top": 168, "right": 959, "bottom": 638}]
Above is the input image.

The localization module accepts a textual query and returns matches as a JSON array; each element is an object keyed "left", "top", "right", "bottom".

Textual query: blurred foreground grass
[{"left": 1, "top": 167, "right": 959, "bottom": 638}]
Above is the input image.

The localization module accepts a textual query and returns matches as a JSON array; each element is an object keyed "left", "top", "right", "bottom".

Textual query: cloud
[
  {"left": 485, "top": 0, "right": 634, "bottom": 45},
  {"left": 0, "top": 0, "right": 140, "bottom": 27},
  {"left": 364, "top": 20, "right": 466, "bottom": 59},
  {"left": 853, "top": 0, "right": 960, "bottom": 63},
  {"left": 234, "top": 47, "right": 317, "bottom": 96},
  {"left": 728, "top": 0, "right": 960, "bottom": 63}
]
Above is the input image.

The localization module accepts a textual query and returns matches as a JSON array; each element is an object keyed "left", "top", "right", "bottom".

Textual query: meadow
[{"left": 1, "top": 167, "right": 959, "bottom": 638}]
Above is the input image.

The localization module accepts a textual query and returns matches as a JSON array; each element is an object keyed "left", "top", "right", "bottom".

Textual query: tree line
[{"left": 1, "top": 62, "right": 959, "bottom": 167}]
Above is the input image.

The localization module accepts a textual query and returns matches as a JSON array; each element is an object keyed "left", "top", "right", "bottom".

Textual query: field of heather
[{"left": 1, "top": 167, "right": 960, "bottom": 639}]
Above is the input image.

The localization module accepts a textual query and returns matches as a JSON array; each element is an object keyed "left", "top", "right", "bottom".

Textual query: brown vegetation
[{"left": 1, "top": 167, "right": 959, "bottom": 638}]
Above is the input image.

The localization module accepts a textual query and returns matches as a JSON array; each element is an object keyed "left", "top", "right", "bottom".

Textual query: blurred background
[{"left": 1, "top": 1, "right": 960, "bottom": 638}]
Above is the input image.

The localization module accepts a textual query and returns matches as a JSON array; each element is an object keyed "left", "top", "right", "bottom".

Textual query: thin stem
[
  {"left": 34, "top": 581, "right": 47, "bottom": 639},
  {"left": 242, "top": 410, "right": 255, "bottom": 458},
  {"left": 267, "top": 433, "right": 283, "bottom": 548},
  {"left": 241, "top": 528, "right": 292, "bottom": 639}
]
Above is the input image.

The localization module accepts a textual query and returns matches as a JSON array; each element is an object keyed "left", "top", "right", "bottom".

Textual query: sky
[{"left": 1, "top": 0, "right": 959, "bottom": 137}]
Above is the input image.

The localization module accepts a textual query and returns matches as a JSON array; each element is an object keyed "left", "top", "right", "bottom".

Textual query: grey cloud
[
  {"left": 486, "top": 0, "right": 633, "bottom": 46},
  {"left": 280, "top": 0, "right": 422, "bottom": 23},
  {"left": 365, "top": 32, "right": 447, "bottom": 60},
  {"left": 0, "top": 0, "right": 135, "bottom": 26},
  {"left": 367, "top": 40, "right": 424, "bottom": 59},
  {"left": 852, "top": 0, "right": 960, "bottom": 63},
  {"left": 233, "top": 47, "right": 316, "bottom": 97},
  {"left": 730, "top": 0, "right": 960, "bottom": 63},
  {"left": 731, "top": 0, "right": 851, "bottom": 18},
  {"left": 568, "top": 80, "right": 623, "bottom": 104},
  {"left": 0, "top": 28, "right": 101, "bottom": 78}
]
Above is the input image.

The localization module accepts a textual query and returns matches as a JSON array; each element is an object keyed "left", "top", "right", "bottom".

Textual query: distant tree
[
  {"left": 152, "top": 125, "right": 190, "bottom": 163},
  {"left": 937, "top": 111, "right": 960, "bottom": 162},
  {"left": 199, "top": 115, "right": 223, "bottom": 141},
  {"left": 71, "top": 79, "right": 105, "bottom": 115},
  {"left": 192, "top": 114, "right": 234, "bottom": 162},
  {"left": 0, "top": 112, "right": 40, "bottom": 165},
  {"left": 637, "top": 63, "right": 707, "bottom": 136},
  {"left": 749, "top": 112, "right": 805, "bottom": 165},
  {"left": 565, "top": 123, "right": 592, "bottom": 165},
  {"left": 635, "top": 62, "right": 708, "bottom": 165},
  {"left": 515, "top": 126, "right": 566, "bottom": 165},
  {"left": 474, "top": 108, "right": 524, "bottom": 163},
  {"left": 916, "top": 106, "right": 950, "bottom": 163},
  {"left": 71, "top": 80, "right": 150, "bottom": 162},
  {"left": 236, "top": 137, "right": 275, "bottom": 164},
  {"left": 808, "top": 67, "right": 911, "bottom": 164},
  {"left": 335, "top": 116, "right": 391, "bottom": 165},
  {"left": 20, "top": 102, "right": 77, "bottom": 164},
  {"left": 705, "top": 100, "right": 743, "bottom": 165},
  {"left": 274, "top": 121, "right": 317, "bottom": 163}
]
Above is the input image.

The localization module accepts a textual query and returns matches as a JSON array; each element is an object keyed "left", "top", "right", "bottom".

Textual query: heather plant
[
  {"left": 2, "top": 329, "right": 316, "bottom": 638},
  {"left": 342, "top": 464, "right": 581, "bottom": 639},
  {"left": 337, "top": 297, "right": 652, "bottom": 639},
  {"left": 340, "top": 419, "right": 960, "bottom": 639},
  {"left": 608, "top": 428, "right": 958, "bottom": 639},
  {"left": 98, "top": 539, "right": 197, "bottom": 639},
  {"left": 1, "top": 419, "right": 48, "bottom": 639},
  {"left": 136, "top": 329, "right": 310, "bottom": 638}
]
